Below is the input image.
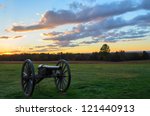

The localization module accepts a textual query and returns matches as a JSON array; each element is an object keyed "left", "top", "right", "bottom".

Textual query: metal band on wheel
[
  {"left": 21, "top": 59, "right": 35, "bottom": 97},
  {"left": 55, "top": 59, "right": 71, "bottom": 92}
]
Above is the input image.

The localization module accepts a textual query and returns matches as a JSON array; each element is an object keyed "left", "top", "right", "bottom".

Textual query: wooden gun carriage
[{"left": 21, "top": 59, "right": 71, "bottom": 97}]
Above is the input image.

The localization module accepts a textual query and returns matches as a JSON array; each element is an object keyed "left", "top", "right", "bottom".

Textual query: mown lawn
[{"left": 0, "top": 62, "right": 150, "bottom": 99}]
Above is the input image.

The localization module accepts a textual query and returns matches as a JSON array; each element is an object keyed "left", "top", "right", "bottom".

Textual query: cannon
[{"left": 21, "top": 59, "right": 71, "bottom": 97}]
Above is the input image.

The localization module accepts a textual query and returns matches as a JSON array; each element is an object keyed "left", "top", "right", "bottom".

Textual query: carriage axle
[{"left": 21, "top": 59, "right": 71, "bottom": 97}]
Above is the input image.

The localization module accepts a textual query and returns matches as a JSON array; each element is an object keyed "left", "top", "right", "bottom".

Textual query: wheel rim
[
  {"left": 21, "top": 59, "right": 35, "bottom": 97},
  {"left": 55, "top": 60, "right": 71, "bottom": 92}
]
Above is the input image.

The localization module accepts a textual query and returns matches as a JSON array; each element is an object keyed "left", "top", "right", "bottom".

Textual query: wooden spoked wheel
[
  {"left": 55, "top": 60, "right": 71, "bottom": 92},
  {"left": 21, "top": 59, "right": 35, "bottom": 97}
]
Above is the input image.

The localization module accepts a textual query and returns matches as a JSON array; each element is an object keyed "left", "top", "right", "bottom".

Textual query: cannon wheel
[
  {"left": 55, "top": 59, "right": 71, "bottom": 92},
  {"left": 21, "top": 59, "right": 35, "bottom": 97}
]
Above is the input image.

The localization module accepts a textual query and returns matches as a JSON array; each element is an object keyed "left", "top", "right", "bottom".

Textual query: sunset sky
[{"left": 0, "top": 0, "right": 150, "bottom": 54}]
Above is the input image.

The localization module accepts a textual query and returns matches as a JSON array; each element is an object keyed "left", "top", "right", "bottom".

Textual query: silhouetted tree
[
  {"left": 90, "top": 52, "right": 100, "bottom": 60},
  {"left": 126, "top": 52, "right": 142, "bottom": 60},
  {"left": 119, "top": 50, "right": 126, "bottom": 60},
  {"left": 142, "top": 51, "right": 149, "bottom": 60},
  {"left": 100, "top": 44, "right": 110, "bottom": 53},
  {"left": 99, "top": 44, "right": 110, "bottom": 61},
  {"left": 111, "top": 52, "right": 121, "bottom": 61},
  {"left": 0, "top": 50, "right": 149, "bottom": 61}
]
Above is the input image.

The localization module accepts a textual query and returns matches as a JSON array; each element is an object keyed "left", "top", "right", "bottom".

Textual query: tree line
[{"left": 0, "top": 44, "right": 149, "bottom": 61}]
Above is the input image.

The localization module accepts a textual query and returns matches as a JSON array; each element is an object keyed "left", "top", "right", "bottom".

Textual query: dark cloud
[
  {"left": 43, "top": 13, "right": 150, "bottom": 45},
  {"left": 6, "top": 0, "right": 150, "bottom": 48},
  {"left": 99, "top": 26, "right": 149, "bottom": 43},
  {"left": 43, "top": 32, "right": 62, "bottom": 37},
  {"left": 69, "top": 2, "right": 85, "bottom": 10},
  {"left": 33, "top": 39, "right": 79, "bottom": 48},
  {"left": 102, "top": 30, "right": 147, "bottom": 43},
  {"left": 35, "top": 45, "right": 46, "bottom": 48},
  {"left": 0, "top": 36, "right": 9, "bottom": 39},
  {"left": 29, "top": 44, "right": 59, "bottom": 53},
  {"left": 9, "top": 0, "right": 141, "bottom": 32},
  {"left": 14, "top": 35, "right": 23, "bottom": 38},
  {"left": 33, "top": 44, "right": 56, "bottom": 48},
  {"left": 81, "top": 29, "right": 147, "bottom": 44},
  {"left": 132, "top": 13, "right": 150, "bottom": 24},
  {"left": 35, "top": 44, "right": 56, "bottom": 48},
  {"left": 81, "top": 38, "right": 100, "bottom": 44},
  {"left": 8, "top": 24, "right": 48, "bottom": 32},
  {"left": 0, "top": 35, "right": 23, "bottom": 39},
  {"left": 140, "top": 0, "right": 150, "bottom": 9},
  {"left": 9, "top": 10, "right": 76, "bottom": 32},
  {"left": 54, "top": 40, "right": 79, "bottom": 47}
]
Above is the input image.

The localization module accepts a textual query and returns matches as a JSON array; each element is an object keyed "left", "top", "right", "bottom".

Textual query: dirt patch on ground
[{"left": 0, "top": 60, "right": 150, "bottom": 64}]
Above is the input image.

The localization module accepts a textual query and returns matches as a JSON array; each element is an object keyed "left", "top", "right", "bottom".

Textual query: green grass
[{"left": 0, "top": 62, "right": 150, "bottom": 99}]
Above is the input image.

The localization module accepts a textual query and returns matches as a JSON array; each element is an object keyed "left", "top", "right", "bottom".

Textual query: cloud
[
  {"left": 9, "top": 10, "right": 76, "bottom": 32},
  {"left": 81, "top": 38, "right": 100, "bottom": 44},
  {"left": 43, "top": 12, "right": 150, "bottom": 45},
  {"left": 0, "top": 35, "right": 23, "bottom": 39},
  {"left": 132, "top": 13, "right": 150, "bottom": 24},
  {"left": 85, "top": 0, "right": 97, "bottom": 3},
  {"left": 140, "top": 0, "right": 150, "bottom": 9},
  {"left": 43, "top": 32, "right": 62, "bottom": 37},
  {"left": 7, "top": 24, "right": 48, "bottom": 32},
  {"left": 9, "top": 0, "right": 141, "bottom": 32},
  {"left": 0, "top": 4, "right": 4, "bottom": 9},
  {"left": 69, "top": 2, "right": 85, "bottom": 10},
  {"left": 102, "top": 29, "right": 148, "bottom": 43},
  {"left": 6, "top": 0, "right": 150, "bottom": 48},
  {"left": 30, "top": 48, "right": 58, "bottom": 53},
  {"left": 14, "top": 35, "right": 23, "bottom": 38},
  {"left": 53, "top": 40, "right": 79, "bottom": 47},
  {"left": 35, "top": 40, "right": 78, "bottom": 49},
  {"left": 29, "top": 44, "right": 59, "bottom": 53},
  {"left": 34, "top": 44, "right": 56, "bottom": 48}
]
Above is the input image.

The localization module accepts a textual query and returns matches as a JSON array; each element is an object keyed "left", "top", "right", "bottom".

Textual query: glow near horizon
[{"left": 0, "top": 0, "right": 150, "bottom": 54}]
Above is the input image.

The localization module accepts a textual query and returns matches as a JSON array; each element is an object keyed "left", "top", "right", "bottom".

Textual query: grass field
[{"left": 0, "top": 61, "right": 150, "bottom": 99}]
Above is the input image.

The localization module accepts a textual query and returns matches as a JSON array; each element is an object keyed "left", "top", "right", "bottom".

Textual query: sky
[{"left": 0, "top": 0, "right": 150, "bottom": 54}]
